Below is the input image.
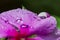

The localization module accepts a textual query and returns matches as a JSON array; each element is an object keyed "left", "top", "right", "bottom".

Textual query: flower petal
[{"left": 32, "top": 16, "right": 57, "bottom": 35}]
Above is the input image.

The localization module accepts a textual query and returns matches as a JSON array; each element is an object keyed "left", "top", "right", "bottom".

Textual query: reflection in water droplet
[
  {"left": 40, "top": 16, "right": 46, "bottom": 19},
  {"left": 16, "top": 19, "right": 23, "bottom": 24},
  {"left": 20, "top": 24, "right": 29, "bottom": 28}
]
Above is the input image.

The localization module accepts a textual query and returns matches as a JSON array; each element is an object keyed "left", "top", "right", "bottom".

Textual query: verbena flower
[
  {"left": 0, "top": 8, "right": 59, "bottom": 40},
  {"left": 0, "top": 8, "right": 38, "bottom": 39}
]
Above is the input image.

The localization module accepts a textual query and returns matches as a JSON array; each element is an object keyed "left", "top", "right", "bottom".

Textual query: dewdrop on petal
[
  {"left": 0, "top": 8, "right": 39, "bottom": 38},
  {"left": 38, "top": 12, "right": 50, "bottom": 19},
  {"left": 0, "top": 8, "right": 58, "bottom": 40},
  {"left": 31, "top": 12, "right": 57, "bottom": 35}
]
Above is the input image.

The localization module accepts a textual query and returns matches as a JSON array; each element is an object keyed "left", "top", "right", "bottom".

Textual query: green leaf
[
  {"left": 0, "top": 38, "right": 5, "bottom": 40},
  {"left": 54, "top": 16, "right": 60, "bottom": 29}
]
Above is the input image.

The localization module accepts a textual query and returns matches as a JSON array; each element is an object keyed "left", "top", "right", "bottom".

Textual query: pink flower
[
  {"left": 0, "top": 8, "right": 59, "bottom": 40},
  {"left": 0, "top": 8, "right": 38, "bottom": 38}
]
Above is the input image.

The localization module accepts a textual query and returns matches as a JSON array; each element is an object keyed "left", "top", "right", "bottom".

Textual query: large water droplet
[{"left": 38, "top": 12, "right": 50, "bottom": 19}]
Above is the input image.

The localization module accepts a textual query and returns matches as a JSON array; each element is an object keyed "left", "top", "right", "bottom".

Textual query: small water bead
[
  {"left": 16, "top": 18, "right": 23, "bottom": 24},
  {"left": 20, "top": 24, "right": 29, "bottom": 28},
  {"left": 20, "top": 24, "right": 30, "bottom": 37},
  {"left": 16, "top": 19, "right": 21, "bottom": 23}
]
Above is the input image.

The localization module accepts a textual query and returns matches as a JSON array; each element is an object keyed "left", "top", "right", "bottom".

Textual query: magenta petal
[
  {"left": 26, "top": 29, "right": 60, "bottom": 40},
  {"left": 0, "top": 8, "right": 58, "bottom": 40},
  {"left": 32, "top": 16, "right": 57, "bottom": 34},
  {"left": 19, "top": 9, "right": 40, "bottom": 37},
  {"left": 0, "top": 17, "right": 16, "bottom": 38},
  {"left": 0, "top": 8, "right": 39, "bottom": 38},
  {"left": 22, "top": 9, "right": 39, "bottom": 25},
  {"left": 0, "top": 8, "right": 22, "bottom": 38},
  {"left": 37, "top": 29, "right": 60, "bottom": 40}
]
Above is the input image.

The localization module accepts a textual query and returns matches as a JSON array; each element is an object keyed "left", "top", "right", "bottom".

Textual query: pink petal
[
  {"left": 32, "top": 16, "right": 57, "bottom": 35},
  {"left": 0, "top": 8, "right": 39, "bottom": 38}
]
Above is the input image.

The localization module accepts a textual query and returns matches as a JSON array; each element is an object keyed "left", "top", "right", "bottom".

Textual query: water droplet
[
  {"left": 17, "top": 19, "right": 21, "bottom": 23},
  {"left": 20, "top": 24, "right": 29, "bottom": 28},
  {"left": 16, "top": 19, "right": 23, "bottom": 24}
]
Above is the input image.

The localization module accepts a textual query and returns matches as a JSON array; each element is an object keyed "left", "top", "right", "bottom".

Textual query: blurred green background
[
  {"left": 23, "top": 0, "right": 60, "bottom": 16},
  {"left": 23, "top": 0, "right": 60, "bottom": 28},
  {"left": 0, "top": 0, "right": 60, "bottom": 40}
]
